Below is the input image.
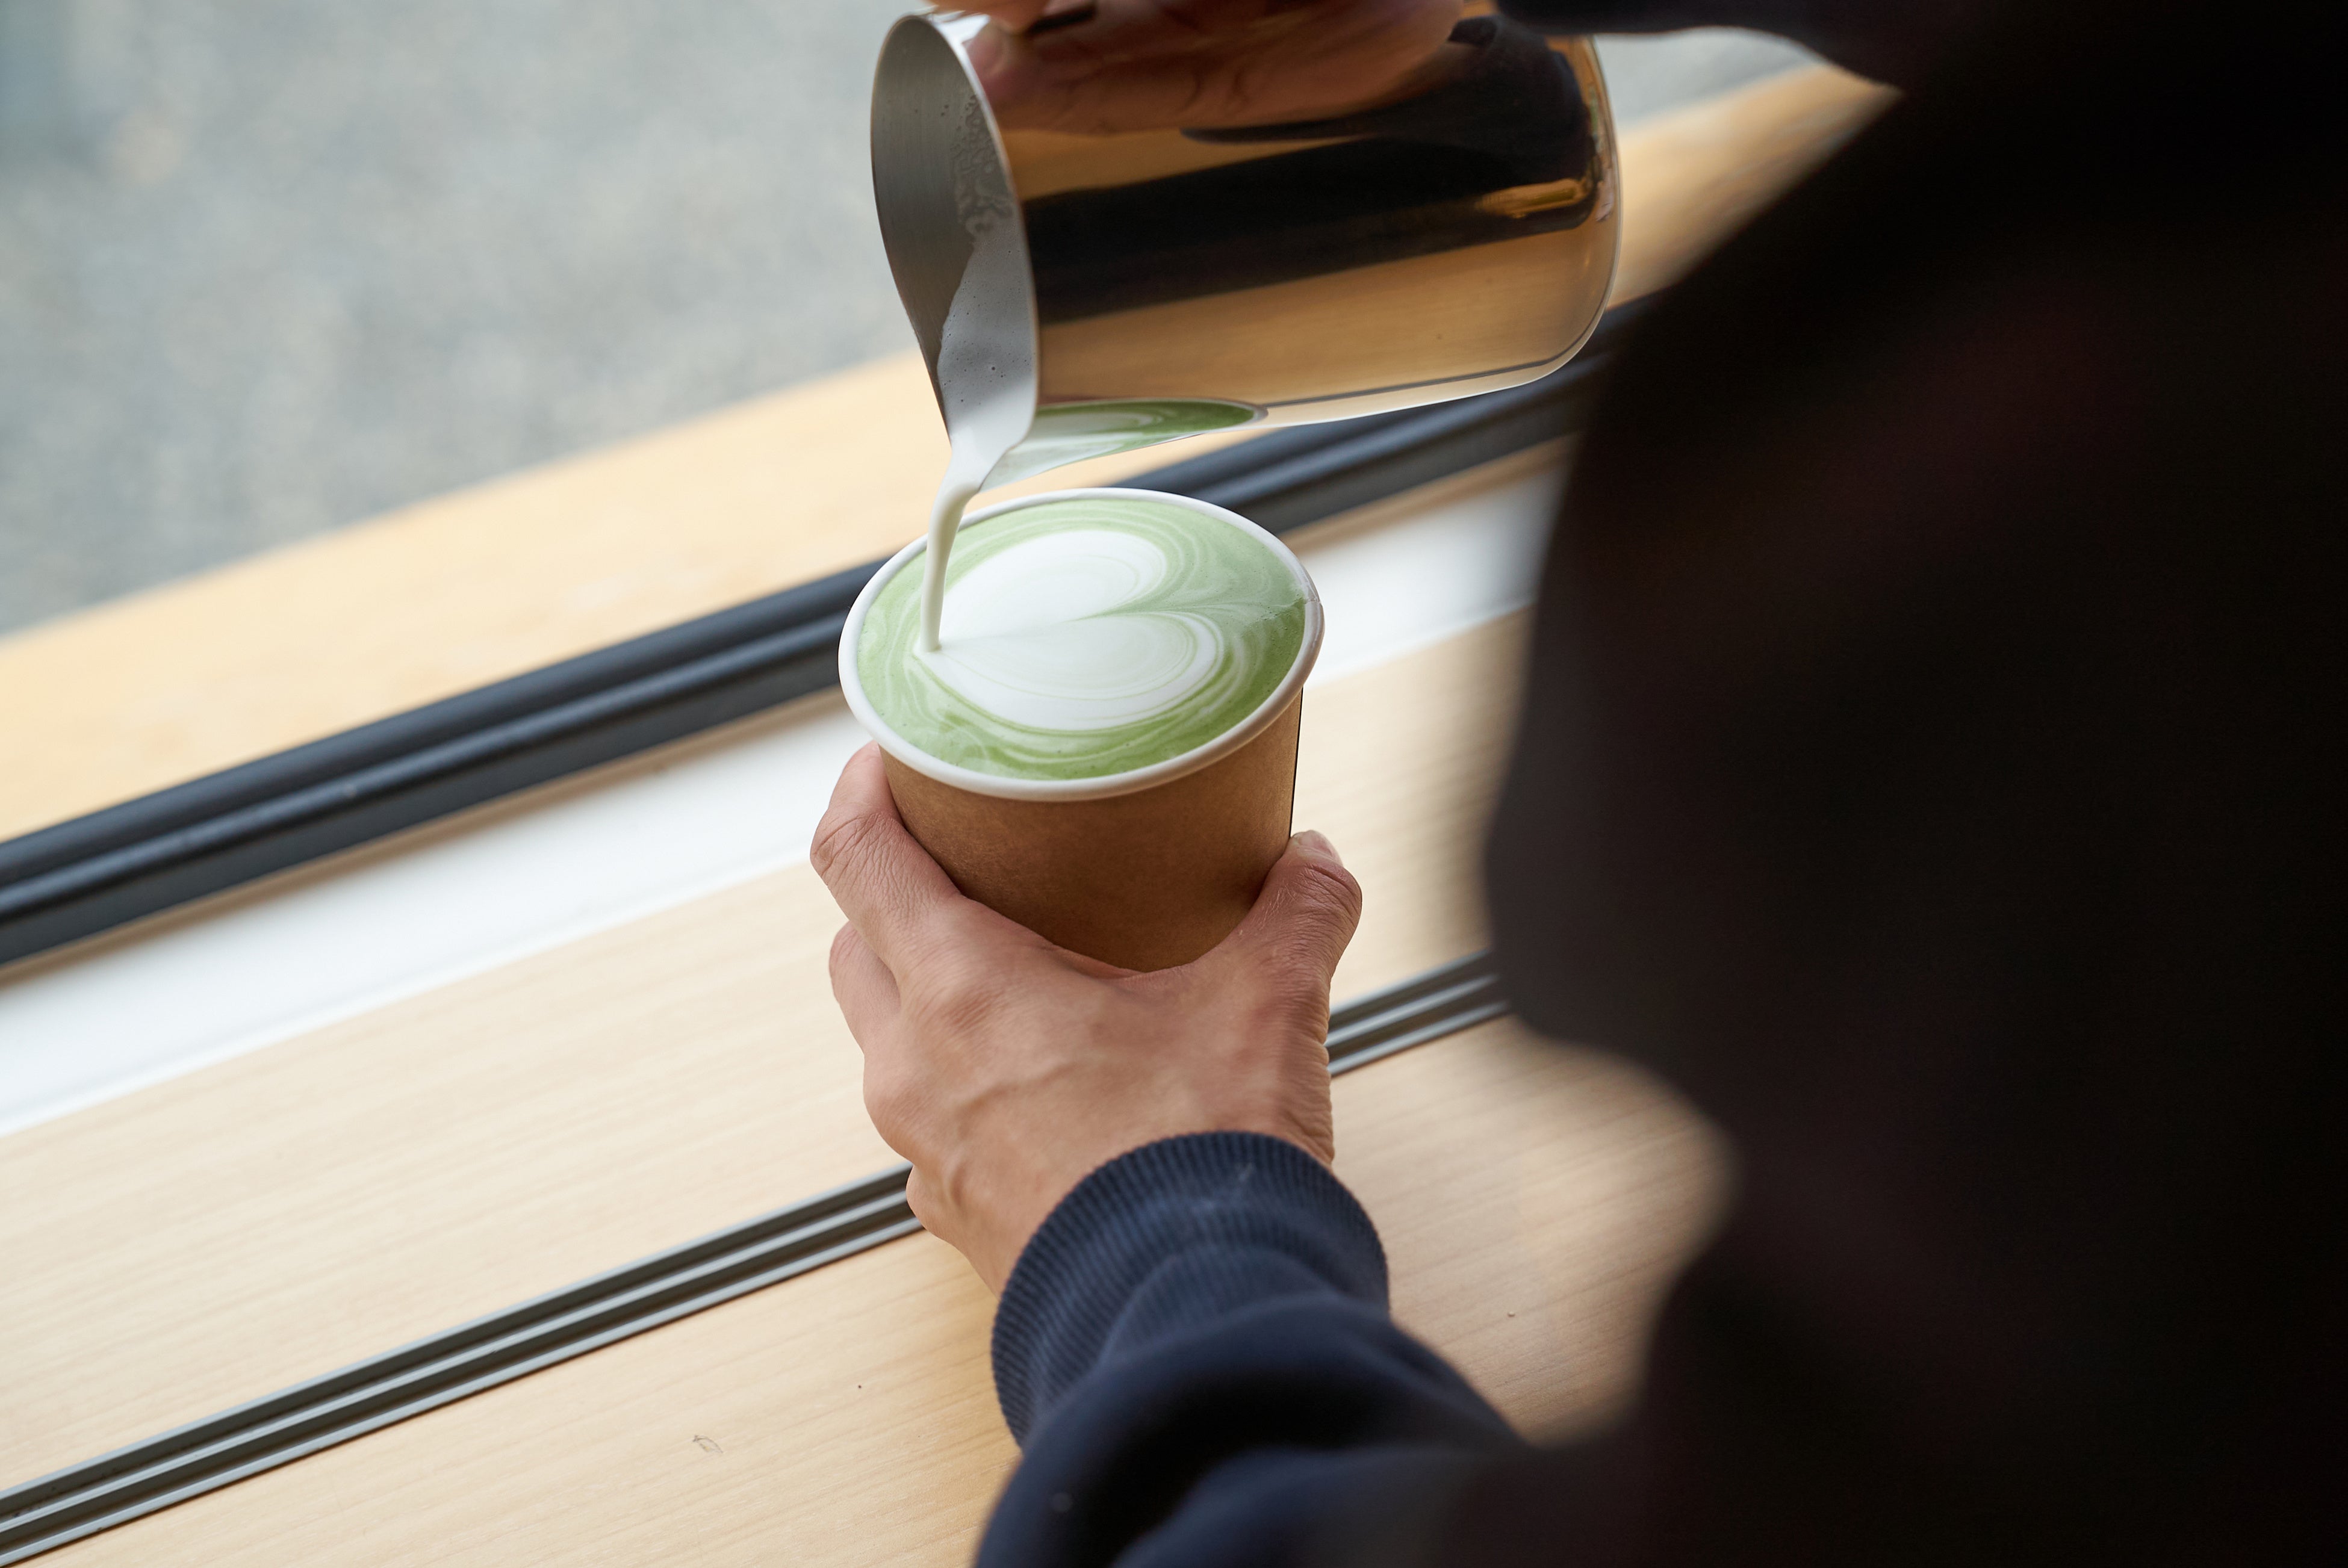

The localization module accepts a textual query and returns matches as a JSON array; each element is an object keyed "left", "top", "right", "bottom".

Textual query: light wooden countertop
[{"left": 2, "top": 586, "right": 1539, "bottom": 1488}]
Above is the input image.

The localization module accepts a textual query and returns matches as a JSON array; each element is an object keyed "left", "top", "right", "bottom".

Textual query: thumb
[
  {"left": 810, "top": 744, "right": 969, "bottom": 975},
  {"left": 1203, "top": 831, "right": 1363, "bottom": 994}
]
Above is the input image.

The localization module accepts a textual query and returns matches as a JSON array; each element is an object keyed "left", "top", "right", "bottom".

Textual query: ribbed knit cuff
[{"left": 990, "top": 1131, "right": 1388, "bottom": 1443}]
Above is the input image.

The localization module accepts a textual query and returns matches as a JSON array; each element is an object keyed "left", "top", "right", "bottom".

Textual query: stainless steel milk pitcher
[{"left": 871, "top": 7, "right": 1618, "bottom": 481}]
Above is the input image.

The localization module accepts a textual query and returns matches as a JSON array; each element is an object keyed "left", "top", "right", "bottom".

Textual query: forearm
[{"left": 983, "top": 1132, "right": 1527, "bottom": 1567}]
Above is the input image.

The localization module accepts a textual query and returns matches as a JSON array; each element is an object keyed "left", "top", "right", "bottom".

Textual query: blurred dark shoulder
[{"left": 1496, "top": 0, "right": 1994, "bottom": 86}]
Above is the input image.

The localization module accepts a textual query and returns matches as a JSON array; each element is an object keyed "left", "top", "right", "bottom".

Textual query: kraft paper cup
[{"left": 839, "top": 488, "right": 1323, "bottom": 971}]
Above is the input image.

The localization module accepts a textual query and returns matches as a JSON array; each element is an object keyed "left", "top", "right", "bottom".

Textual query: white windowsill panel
[{"left": 0, "top": 463, "right": 1559, "bottom": 1136}]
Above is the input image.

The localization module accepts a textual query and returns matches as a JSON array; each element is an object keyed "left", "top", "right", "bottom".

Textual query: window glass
[{"left": 2, "top": 0, "right": 917, "bottom": 638}]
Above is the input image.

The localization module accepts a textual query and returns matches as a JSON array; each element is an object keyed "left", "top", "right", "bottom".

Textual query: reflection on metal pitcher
[{"left": 872, "top": 7, "right": 1618, "bottom": 480}]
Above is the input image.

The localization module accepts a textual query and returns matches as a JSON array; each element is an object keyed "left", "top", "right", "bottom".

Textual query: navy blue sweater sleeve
[{"left": 981, "top": 1133, "right": 1528, "bottom": 1568}]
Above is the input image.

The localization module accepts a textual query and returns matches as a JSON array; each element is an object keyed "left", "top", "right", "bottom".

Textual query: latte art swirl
[{"left": 858, "top": 497, "right": 1309, "bottom": 782}]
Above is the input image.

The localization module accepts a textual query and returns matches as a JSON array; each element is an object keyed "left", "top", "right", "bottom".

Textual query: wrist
[{"left": 991, "top": 1130, "right": 1386, "bottom": 1440}]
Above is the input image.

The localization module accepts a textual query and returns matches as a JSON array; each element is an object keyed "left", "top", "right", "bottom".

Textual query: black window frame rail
[{"left": 0, "top": 297, "right": 1650, "bottom": 970}]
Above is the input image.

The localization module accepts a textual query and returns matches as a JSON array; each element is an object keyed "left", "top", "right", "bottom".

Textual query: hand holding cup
[{"left": 815, "top": 745, "right": 1362, "bottom": 1292}]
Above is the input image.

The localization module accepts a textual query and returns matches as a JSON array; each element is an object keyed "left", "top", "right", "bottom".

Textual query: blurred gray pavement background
[{"left": 0, "top": 2, "right": 1810, "bottom": 636}]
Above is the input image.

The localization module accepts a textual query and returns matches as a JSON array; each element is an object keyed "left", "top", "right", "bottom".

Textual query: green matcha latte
[{"left": 853, "top": 492, "right": 1314, "bottom": 785}]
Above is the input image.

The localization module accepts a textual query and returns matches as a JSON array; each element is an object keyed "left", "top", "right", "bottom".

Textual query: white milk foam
[
  {"left": 858, "top": 495, "right": 1309, "bottom": 782},
  {"left": 915, "top": 527, "right": 1222, "bottom": 731}
]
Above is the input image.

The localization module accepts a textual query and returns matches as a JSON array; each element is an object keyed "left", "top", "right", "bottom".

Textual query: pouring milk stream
[{"left": 913, "top": 96, "right": 1034, "bottom": 654}]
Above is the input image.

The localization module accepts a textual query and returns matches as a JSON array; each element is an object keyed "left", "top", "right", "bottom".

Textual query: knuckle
[
  {"left": 901, "top": 1168, "right": 939, "bottom": 1229},
  {"left": 1252, "top": 970, "right": 1332, "bottom": 1038},
  {"left": 902, "top": 1164, "right": 966, "bottom": 1243},
  {"left": 1291, "top": 858, "right": 1364, "bottom": 922},
  {"left": 1211, "top": 944, "right": 1324, "bottom": 1035},
  {"left": 809, "top": 806, "right": 887, "bottom": 884},
  {"left": 915, "top": 956, "right": 1004, "bottom": 1035},
  {"left": 863, "top": 1060, "right": 921, "bottom": 1137}
]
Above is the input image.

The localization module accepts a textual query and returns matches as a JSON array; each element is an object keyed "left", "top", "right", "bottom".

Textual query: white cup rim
[{"left": 837, "top": 487, "right": 1324, "bottom": 802}]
